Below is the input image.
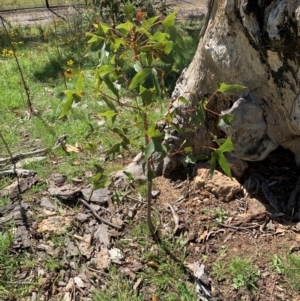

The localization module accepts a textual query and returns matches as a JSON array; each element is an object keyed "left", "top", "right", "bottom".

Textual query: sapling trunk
[{"left": 146, "top": 159, "right": 155, "bottom": 235}]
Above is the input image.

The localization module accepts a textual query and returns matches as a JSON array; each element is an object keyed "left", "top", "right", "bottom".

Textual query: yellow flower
[{"left": 67, "top": 59, "right": 74, "bottom": 66}]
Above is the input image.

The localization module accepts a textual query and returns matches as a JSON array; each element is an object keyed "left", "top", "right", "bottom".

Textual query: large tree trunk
[
  {"left": 160, "top": 0, "right": 300, "bottom": 176},
  {"left": 114, "top": 0, "right": 300, "bottom": 185}
]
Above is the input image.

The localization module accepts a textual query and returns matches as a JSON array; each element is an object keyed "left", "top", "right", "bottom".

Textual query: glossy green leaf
[
  {"left": 59, "top": 90, "right": 74, "bottom": 118},
  {"left": 218, "top": 83, "right": 246, "bottom": 94},
  {"left": 102, "top": 73, "right": 119, "bottom": 98},
  {"left": 162, "top": 11, "right": 176, "bottom": 28},
  {"left": 144, "top": 139, "right": 155, "bottom": 161},
  {"left": 142, "top": 16, "right": 159, "bottom": 29},
  {"left": 217, "top": 152, "right": 232, "bottom": 179},
  {"left": 76, "top": 71, "right": 83, "bottom": 94},
  {"left": 140, "top": 85, "right": 155, "bottom": 105},
  {"left": 129, "top": 68, "right": 152, "bottom": 90},
  {"left": 134, "top": 61, "right": 143, "bottom": 72},
  {"left": 116, "top": 21, "right": 133, "bottom": 35},
  {"left": 219, "top": 114, "right": 234, "bottom": 126},
  {"left": 217, "top": 136, "right": 234, "bottom": 153},
  {"left": 102, "top": 95, "right": 117, "bottom": 112},
  {"left": 99, "top": 110, "right": 118, "bottom": 119},
  {"left": 184, "top": 153, "right": 196, "bottom": 166}
]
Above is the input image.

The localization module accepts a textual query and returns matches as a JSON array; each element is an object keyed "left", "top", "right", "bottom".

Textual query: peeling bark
[
  {"left": 115, "top": 0, "right": 300, "bottom": 182},
  {"left": 161, "top": 0, "right": 300, "bottom": 175}
]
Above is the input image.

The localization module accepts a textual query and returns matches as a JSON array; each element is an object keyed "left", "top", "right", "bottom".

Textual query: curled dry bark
[{"left": 115, "top": 0, "right": 300, "bottom": 183}]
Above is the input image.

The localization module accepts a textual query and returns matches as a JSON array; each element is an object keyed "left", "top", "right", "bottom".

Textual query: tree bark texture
[{"left": 160, "top": 0, "right": 300, "bottom": 176}]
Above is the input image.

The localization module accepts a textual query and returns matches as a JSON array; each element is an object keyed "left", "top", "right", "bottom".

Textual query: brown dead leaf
[
  {"left": 63, "top": 143, "right": 83, "bottom": 153},
  {"left": 147, "top": 261, "right": 159, "bottom": 269},
  {"left": 197, "top": 227, "right": 209, "bottom": 243},
  {"left": 72, "top": 161, "right": 80, "bottom": 166}
]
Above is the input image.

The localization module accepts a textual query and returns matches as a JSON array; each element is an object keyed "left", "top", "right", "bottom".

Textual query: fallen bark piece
[
  {"left": 0, "top": 203, "right": 30, "bottom": 225},
  {"left": 81, "top": 187, "right": 111, "bottom": 205},
  {"left": 94, "top": 224, "right": 110, "bottom": 247},
  {"left": 13, "top": 225, "right": 31, "bottom": 249},
  {"left": 48, "top": 183, "right": 83, "bottom": 200},
  {"left": 37, "top": 216, "right": 72, "bottom": 235},
  {"left": 194, "top": 168, "right": 241, "bottom": 202},
  {"left": 0, "top": 176, "right": 39, "bottom": 199},
  {"left": 40, "top": 197, "right": 56, "bottom": 211},
  {"left": 0, "top": 168, "right": 36, "bottom": 177}
]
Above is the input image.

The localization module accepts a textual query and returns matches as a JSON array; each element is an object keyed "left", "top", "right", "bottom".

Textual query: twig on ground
[
  {"left": 78, "top": 198, "right": 122, "bottom": 230},
  {"left": 167, "top": 203, "right": 179, "bottom": 234},
  {"left": 217, "top": 222, "right": 259, "bottom": 230},
  {"left": 0, "top": 148, "right": 48, "bottom": 166}
]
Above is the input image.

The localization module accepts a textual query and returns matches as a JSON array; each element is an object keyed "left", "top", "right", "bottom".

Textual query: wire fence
[{"left": 0, "top": 0, "right": 85, "bottom": 11}]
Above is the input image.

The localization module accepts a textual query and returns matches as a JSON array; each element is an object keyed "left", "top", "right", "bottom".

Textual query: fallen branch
[
  {"left": 0, "top": 148, "right": 48, "bottom": 166},
  {"left": 78, "top": 198, "right": 122, "bottom": 230},
  {"left": 0, "top": 169, "right": 36, "bottom": 177},
  {"left": 217, "top": 222, "right": 259, "bottom": 230}
]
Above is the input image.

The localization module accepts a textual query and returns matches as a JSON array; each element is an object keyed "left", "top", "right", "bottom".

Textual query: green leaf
[
  {"left": 102, "top": 73, "right": 119, "bottom": 98},
  {"left": 106, "top": 142, "right": 121, "bottom": 158},
  {"left": 98, "top": 64, "right": 115, "bottom": 75},
  {"left": 59, "top": 90, "right": 74, "bottom": 118},
  {"left": 116, "top": 21, "right": 133, "bottom": 35},
  {"left": 102, "top": 95, "right": 118, "bottom": 113},
  {"left": 134, "top": 61, "right": 143, "bottom": 72},
  {"left": 146, "top": 121, "right": 163, "bottom": 138},
  {"left": 219, "top": 114, "right": 234, "bottom": 126},
  {"left": 164, "top": 41, "right": 174, "bottom": 54},
  {"left": 139, "top": 85, "right": 155, "bottom": 105},
  {"left": 218, "top": 83, "right": 246, "bottom": 94},
  {"left": 144, "top": 139, "right": 155, "bottom": 161},
  {"left": 152, "top": 31, "right": 168, "bottom": 42},
  {"left": 217, "top": 136, "right": 234, "bottom": 153},
  {"left": 124, "top": 4, "right": 135, "bottom": 21},
  {"left": 99, "top": 110, "right": 118, "bottom": 119},
  {"left": 217, "top": 152, "right": 232, "bottom": 178},
  {"left": 146, "top": 121, "right": 156, "bottom": 138},
  {"left": 129, "top": 68, "right": 152, "bottom": 90},
  {"left": 76, "top": 71, "right": 83, "bottom": 94},
  {"left": 142, "top": 16, "right": 159, "bottom": 29},
  {"left": 162, "top": 11, "right": 176, "bottom": 28},
  {"left": 184, "top": 153, "right": 196, "bottom": 166}
]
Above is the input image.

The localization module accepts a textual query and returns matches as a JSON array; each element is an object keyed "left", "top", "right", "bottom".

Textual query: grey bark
[
  {"left": 114, "top": 0, "right": 300, "bottom": 183},
  {"left": 162, "top": 0, "right": 300, "bottom": 175}
]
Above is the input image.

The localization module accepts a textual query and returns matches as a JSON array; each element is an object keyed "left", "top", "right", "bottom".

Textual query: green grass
[
  {"left": 271, "top": 253, "right": 300, "bottom": 291},
  {"left": 94, "top": 221, "right": 198, "bottom": 301},
  {"left": 0, "top": 9, "right": 200, "bottom": 300}
]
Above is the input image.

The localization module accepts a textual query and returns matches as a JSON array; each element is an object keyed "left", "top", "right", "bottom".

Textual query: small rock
[
  {"left": 109, "top": 248, "right": 124, "bottom": 261},
  {"left": 194, "top": 168, "right": 241, "bottom": 202},
  {"left": 74, "top": 276, "right": 85, "bottom": 288},
  {"left": 151, "top": 190, "right": 160, "bottom": 198},
  {"left": 58, "top": 281, "right": 67, "bottom": 287}
]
